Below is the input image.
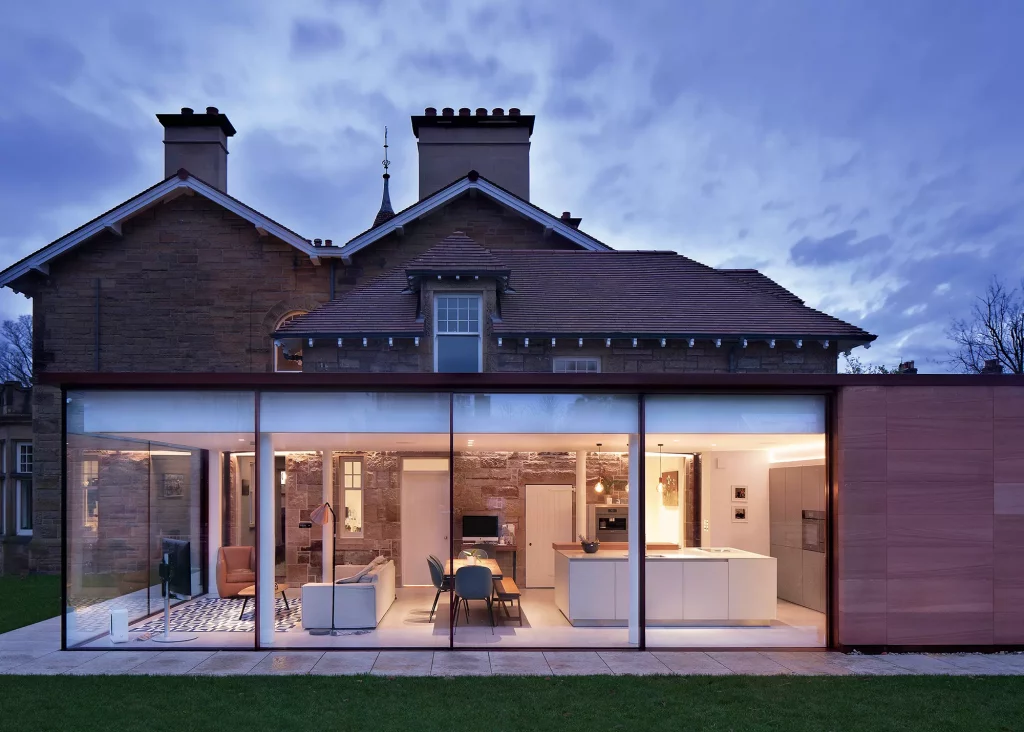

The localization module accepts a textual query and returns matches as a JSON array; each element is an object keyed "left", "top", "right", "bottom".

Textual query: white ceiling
[{"left": 85, "top": 431, "right": 824, "bottom": 455}]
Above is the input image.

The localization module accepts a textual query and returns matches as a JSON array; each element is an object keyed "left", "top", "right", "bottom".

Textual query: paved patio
[{"left": 3, "top": 618, "right": 1023, "bottom": 677}]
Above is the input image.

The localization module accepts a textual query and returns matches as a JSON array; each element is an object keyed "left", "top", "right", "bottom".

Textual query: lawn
[
  {"left": 0, "top": 574, "right": 61, "bottom": 633},
  {"left": 0, "top": 675, "right": 1021, "bottom": 732}
]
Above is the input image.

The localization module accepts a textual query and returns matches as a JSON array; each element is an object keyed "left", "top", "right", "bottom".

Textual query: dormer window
[{"left": 434, "top": 294, "right": 481, "bottom": 373}]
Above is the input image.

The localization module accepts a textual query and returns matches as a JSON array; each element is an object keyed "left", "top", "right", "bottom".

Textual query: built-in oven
[
  {"left": 591, "top": 506, "right": 629, "bottom": 542},
  {"left": 802, "top": 510, "right": 826, "bottom": 553}
]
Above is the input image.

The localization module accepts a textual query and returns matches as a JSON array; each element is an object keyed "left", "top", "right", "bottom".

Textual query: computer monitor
[
  {"left": 462, "top": 514, "right": 500, "bottom": 543},
  {"left": 161, "top": 538, "right": 192, "bottom": 599}
]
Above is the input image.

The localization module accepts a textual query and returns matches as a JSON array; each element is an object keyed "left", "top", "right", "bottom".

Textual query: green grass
[
  {"left": 0, "top": 676, "right": 1022, "bottom": 731},
  {"left": 0, "top": 574, "right": 61, "bottom": 633}
]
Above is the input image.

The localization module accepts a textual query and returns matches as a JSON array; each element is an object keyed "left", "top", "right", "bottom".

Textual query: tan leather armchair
[{"left": 216, "top": 546, "right": 256, "bottom": 598}]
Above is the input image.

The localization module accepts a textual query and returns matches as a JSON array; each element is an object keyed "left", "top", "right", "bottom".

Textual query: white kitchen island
[{"left": 553, "top": 547, "right": 777, "bottom": 627}]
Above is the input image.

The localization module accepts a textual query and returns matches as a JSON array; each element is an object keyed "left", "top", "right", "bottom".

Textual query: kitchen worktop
[{"left": 553, "top": 547, "right": 772, "bottom": 561}]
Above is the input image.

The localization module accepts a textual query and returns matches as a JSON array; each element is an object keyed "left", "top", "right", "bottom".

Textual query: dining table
[{"left": 444, "top": 557, "right": 503, "bottom": 579}]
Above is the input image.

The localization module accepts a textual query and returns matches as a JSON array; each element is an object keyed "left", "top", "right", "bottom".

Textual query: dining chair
[
  {"left": 453, "top": 565, "right": 494, "bottom": 634},
  {"left": 426, "top": 556, "right": 451, "bottom": 623}
]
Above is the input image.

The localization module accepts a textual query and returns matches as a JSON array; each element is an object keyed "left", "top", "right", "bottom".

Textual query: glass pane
[
  {"left": 453, "top": 393, "right": 638, "bottom": 648},
  {"left": 436, "top": 336, "right": 480, "bottom": 373},
  {"left": 66, "top": 389, "right": 256, "bottom": 650},
  {"left": 260, "top": 391, "right": 451, "bottom": 649},
  {"left": 644, "top": 394, "right": 827, "bottom": 649}
]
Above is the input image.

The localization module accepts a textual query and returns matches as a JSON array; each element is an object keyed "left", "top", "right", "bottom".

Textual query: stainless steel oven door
[{"left": 802, "top": 510, "right": 825, "bottom": 552}]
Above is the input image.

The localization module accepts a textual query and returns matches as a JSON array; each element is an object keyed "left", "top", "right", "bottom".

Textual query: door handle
[{"left": 528, "top": 542, "right": 532, "bottom": 546}]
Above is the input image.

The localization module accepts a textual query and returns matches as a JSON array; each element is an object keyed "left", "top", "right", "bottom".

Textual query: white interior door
[
  {"left": 526, "top": 484, "right": 574, "bottom": 588},
  {"left": 400, "top": 471, "right": 450, "bottom": 586}
]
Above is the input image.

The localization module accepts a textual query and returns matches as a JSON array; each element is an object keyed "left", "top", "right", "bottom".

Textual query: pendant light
[
  {"left": 594, "top": 443, "right": 604, "bottom": 493},
  {"left": 657, "top": 443, "right": 664, "bottom": 493}
]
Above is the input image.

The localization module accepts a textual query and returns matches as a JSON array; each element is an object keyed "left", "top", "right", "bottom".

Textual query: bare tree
[
  {"left": 946, "top": 277, "right": 1024, "bottom": 374},
  {"left": 0, "top": 315, "right": 32, "bottom": 386},
  {"left": 842, "top": 353, "right": 899, "bottom": 374}
]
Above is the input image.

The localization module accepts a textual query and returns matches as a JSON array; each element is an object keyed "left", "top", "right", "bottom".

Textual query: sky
[{"left": 2, "top": 0, "right": 1023, "bottom": 372}]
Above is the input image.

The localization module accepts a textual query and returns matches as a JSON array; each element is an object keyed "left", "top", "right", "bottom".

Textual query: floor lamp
[{"left": 310, "top": 501, "right": 337, "bottom": 636}]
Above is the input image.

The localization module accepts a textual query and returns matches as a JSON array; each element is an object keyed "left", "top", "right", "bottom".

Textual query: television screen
[{"left": 462, "top": 514, "right": 500, "bottom": 540}]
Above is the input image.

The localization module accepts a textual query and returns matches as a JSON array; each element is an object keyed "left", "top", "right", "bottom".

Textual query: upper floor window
[
  {"left": 434, "top": 294, "right": 481, "bottom": 373},
  {"left": 16, "top": 442, "right": 32, "bottom": 474},
  {"left": 274, "top": 312, "right": 307, "bottom": 373},
  {"left": 553, "top": 357, "right": 601, "bottom": 374}
]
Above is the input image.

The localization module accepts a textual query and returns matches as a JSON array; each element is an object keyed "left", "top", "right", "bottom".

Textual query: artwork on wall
[
  {"left": 162, "top": 473, "right": 186, "bottom": 500},
  {"left": 500, "top": 522, "right": 517, "bottom": 546},
  {"left": 731, "top": 485, "right": 748, "bottom": 503},
  {"left": 660, "top": 471, "right": 679, "bottom": 507},
  {"left": 732, "top": 505, "right": 748, "bottom": 523}
]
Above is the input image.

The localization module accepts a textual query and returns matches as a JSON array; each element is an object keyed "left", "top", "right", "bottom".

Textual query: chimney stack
[
  {"left": 411, "top": 106, "right": 534, "bottom": 201},
  {"left": 156, "top": 107, "right": 236, "bottom": 192},
  {"left": 897, "top": 360, "right": 918, "bottom": 374},
  {"left": 981, "top": 358, "right": 1004, "bottom": 374}
]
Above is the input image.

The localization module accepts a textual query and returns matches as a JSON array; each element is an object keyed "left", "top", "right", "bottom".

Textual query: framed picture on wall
[
  {"left": 660, "top": 471, "right": 679, "bottom": 507},
  {"left": 732, "top": 505, "right": 748, "bottom": 523},
  {"left": 162, "top": 473, "right": 185, "bottom": 500},
  {"left": 731, "top": 484, "right": 748, "bottom": 503}
]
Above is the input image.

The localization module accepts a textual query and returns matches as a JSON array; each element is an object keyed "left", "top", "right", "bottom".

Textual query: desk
[{"left": 445, "top": 558, "right": 503, "bottom": 579}]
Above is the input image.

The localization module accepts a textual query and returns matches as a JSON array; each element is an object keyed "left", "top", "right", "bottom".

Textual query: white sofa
[{"left": 301, "top": 560, "right": 396, "bottom": 630}]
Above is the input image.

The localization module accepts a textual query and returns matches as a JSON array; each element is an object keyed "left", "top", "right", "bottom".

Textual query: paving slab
[
  {"left": 66, "top": 651, "right": 155, "bottom": 675},
  {"left": 652, "top": 651, "right": 732, "bottom": 675},
  {"left": 248, "top": 651, "right": 324, "bottom": 675},
  {"left": 764, "top": 651, "right": 851, "bottom": 676},
  {"left": 879, "top": 654, "right": 969, "bottom": 675},
  {"left": 310, "top": 652, "right": 379, "bottom": 675},
  {"left": 708, "top": 652, "right": 792, "bottom": 675},
  {"left": 828, "top": 654, "right": 912, "bottom": 676},
  {"left": 599, "top": 651, "right": 672, "bottom": 675},
  {"left": 371, "top": 651, "right": 434, "bottom": 676},
  {"left": 126, "top": 651, "right": 215, "bottom": 675},
  {"left": 940, "top": 654, "right": 1024, "bottom": 675},
  {"left": 489, "top": 652, "right": 553, "bottom": 676},
  {"left": 431, "top": 651, "right": 491, "bottom": 676},
  {"left": 543, "top": 651, "right": 613, "bottom": 676},
  {"left": 13, "top": 651, "right": 110, "bottom": 675},
  {"left": 191, "top": 651, "right": 269, "bottom": 676}
]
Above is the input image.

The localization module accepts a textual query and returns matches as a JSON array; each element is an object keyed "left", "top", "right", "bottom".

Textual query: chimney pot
[
  {"left": 425, "top": 107, "right": 437, "bottom": 116},
  {"left": 442, "top": 107, "right": 454, "bottom": 117},
  {"left": 475, "top": 107, "right": 487, "bottom": 116},
  {"left": 458, "top": 107, "right": 471, "bottom": 116},
  {"left": 561, "top": 211, "right": 571, "bottom": 219},
  {"left": 509, "top": 107, "right": 521, "bottom": 116},
  {"left": 181, "top": 107, "right": 194, "bottom": 115},
  {"left": 314, "top": 238, "right": 322, "bottom": 247},
  {"left": 324, "top": 239, "right": 333, "bottom": 246},
  {"left": 492, "top": 107, "right": 504, "bottom": 116},
  {"left": 206, "top": 106, "right": 219, "bottom": 115}
]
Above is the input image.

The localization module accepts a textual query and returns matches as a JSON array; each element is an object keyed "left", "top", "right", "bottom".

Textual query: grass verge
[
  {"left": 0, "top": 675, "right": 1021, "bottom": 732},
  {"left": 0, "top": 574, "right": 60, "bottom": 633}
]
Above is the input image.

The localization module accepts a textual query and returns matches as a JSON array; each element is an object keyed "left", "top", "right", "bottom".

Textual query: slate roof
[{"left": 277, "top": 235, "right": 874, "bottom": 342}]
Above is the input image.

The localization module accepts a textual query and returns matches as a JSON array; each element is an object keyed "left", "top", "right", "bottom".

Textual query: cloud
[
  {"left": 290, "top": 18, "right": 345, "bottom": 58},
  {"left": 790, "top": 230, "right": 892, "bottom": 267},
  {"left": 554, "top": 31, "right": 613, "bottom": 82}
]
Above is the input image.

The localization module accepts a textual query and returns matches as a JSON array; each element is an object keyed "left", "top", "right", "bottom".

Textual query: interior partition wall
[
  {"left": 62, "top": 385, "right": 832, "bottom": 651},
  {"left": 65, "top": 390, "right": 255, "bottom": 649}
]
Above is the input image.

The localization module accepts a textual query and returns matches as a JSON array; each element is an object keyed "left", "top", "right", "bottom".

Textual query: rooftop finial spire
[{"left": 373, "top": 125, "right": 396, "bottom": 228}]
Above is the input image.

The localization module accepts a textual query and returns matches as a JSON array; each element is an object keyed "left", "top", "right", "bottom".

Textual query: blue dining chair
[
  {"left": 426, "top": 556, "right": 451, "bottom": 623},
  {"left": 453, "top": 564, "right": 494, "bottom": 634}
]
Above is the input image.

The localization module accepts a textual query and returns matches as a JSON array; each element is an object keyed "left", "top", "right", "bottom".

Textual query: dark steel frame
[{"left": 52, "top": 371, "right": 876, "bottom": 653}]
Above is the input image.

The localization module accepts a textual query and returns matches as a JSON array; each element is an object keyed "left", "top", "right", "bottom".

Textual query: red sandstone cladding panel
[
  {"left": 887, "top": 481, "right": 994, "bottom": 516},
  {"left": 995, "top": 612, "right": 1024, "bottom": 644},
  {"left": 836, "top": 513, "right": 887, "bottom": 580},
  {"left": 841, "top": 449, "right": 887, "bottom": 482},
  {"left": 837, "top": 578, "right": 886, "bottom": 646},
  {"left": 995, "top": 483, "right": 1024, "bottom": 515},
  {"left": 886, "top": 449, "right": 994, "bottom": 484},
  {"left": 886, "top": 386, "right": 993, "bottom": 451},
  {"left": 887, "top": 611, "right": 994, "bottom": 645},
  {"left": 838, "top": 387, "right": 887, "bottom": 450},
  {"left": 994, "top": 418, "right": 1024, "bottom": 483},
  {"left": 886, "top": 514, "right": 993, "bottom": 580},
  {"left": 838, "top": 481, "right": 887, "bottom": 516},
  {"left": 886, "top": 577, "right": 994, "bottom": 614},
  {"left": 994, "top": 386, "right": 1024, "bottom": 418},
  {"left": 994, "top": 515, "right": 1024, "bottom": 615}
]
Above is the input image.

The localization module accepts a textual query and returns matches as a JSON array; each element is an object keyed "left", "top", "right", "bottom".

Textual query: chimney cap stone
[
  {"left": 411, "top": 108, "right": 535, "bottom": 136},
  {"left": 157, "top": 108, "right": 236, "bottom": 136}
]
